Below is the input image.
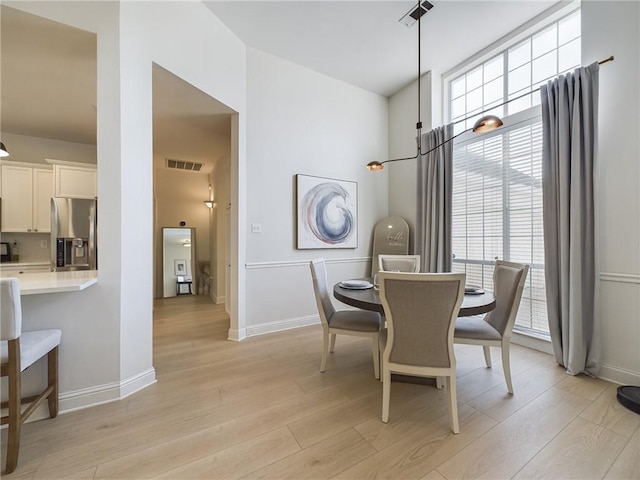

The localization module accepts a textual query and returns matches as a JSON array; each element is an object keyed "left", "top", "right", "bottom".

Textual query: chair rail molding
[
  {"left": 599, "top": 272, "right": 640, "bottom": 284},
  {"left": 245, "top": 257, "right": 371, "bottom": 269}
]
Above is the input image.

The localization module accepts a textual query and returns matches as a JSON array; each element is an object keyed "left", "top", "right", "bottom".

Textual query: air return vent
[
  {"left": 165, "top": 158, "right": 203, "bottom": 172},
  {"left": 399, "top": 0, "right": 434, "bottom": 27}
]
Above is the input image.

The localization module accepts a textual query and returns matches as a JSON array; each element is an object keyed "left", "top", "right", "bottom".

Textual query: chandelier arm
[{"left": 380, "top": 128, "right": 469, "bottom": 166}]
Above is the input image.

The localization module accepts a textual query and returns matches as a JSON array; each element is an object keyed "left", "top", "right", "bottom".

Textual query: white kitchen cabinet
[
  {"left": 1, "top": 164, "right": 53, "bottom": 233},
  {"left": 53, "top": 163, "right": 96, "bottom": 199}
]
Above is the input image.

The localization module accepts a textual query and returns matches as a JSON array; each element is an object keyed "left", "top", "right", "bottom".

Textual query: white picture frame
[{"left": 174, "top": 259, "right": 187, "bottom": 276}]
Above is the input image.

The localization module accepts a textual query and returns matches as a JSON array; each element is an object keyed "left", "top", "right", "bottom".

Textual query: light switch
[{"left": 251, "top": 223, "right": 262, "bottom": 233}]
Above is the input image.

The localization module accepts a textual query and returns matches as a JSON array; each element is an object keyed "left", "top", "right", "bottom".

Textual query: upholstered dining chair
[
  {"left": 378, "top": 271, "right": 465, "bottom": 433},
  {"left": 1, "top": 278, "right": 62, "bottom": 474},
  {"left": 378, "top": 254, "right": 421, "bottom": 273},
  {"left": 309, "top": 259, "right": 382, "bottom": 379},
  {"left": 454, "top": 260, "right": 529, "bottom": 394}
]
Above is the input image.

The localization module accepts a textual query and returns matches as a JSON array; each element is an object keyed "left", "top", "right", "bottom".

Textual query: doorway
[{"left": 151, "top": 64, "right": 234, "bottom": 305}]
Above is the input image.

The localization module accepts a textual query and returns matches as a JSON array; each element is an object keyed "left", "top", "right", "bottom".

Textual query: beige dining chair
[
  {"left": 1, "top": 278, "right": 62, "bottom": 474},
  {"left": 309, "top": 259, "right": 382, "bottom": 379},
  {"left": 454, "top": 260, "right": 529, "bottom": 394},
  {"left": 378, "top": 254, "right": 421, "bottom": 273},
  {"left": 378, "top": 271, "right": 465, "bottom": 433}
]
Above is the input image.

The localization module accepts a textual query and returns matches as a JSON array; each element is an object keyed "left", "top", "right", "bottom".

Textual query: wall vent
[{"left": 165, "top": 158, "right": 203, "bottom": 172}]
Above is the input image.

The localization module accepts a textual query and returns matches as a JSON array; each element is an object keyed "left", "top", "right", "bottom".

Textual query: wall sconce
[{"left": 203, "top": 178, "right": 216, "bottom": 208}]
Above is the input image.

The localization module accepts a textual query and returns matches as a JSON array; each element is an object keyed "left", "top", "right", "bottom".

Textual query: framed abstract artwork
[{"left": 296, "top": 174, "right": 357, "bottom": 249}]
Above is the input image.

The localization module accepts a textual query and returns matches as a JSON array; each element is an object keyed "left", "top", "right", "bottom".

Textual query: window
[{"left": 448, "top": 9, "right": 580, "bottom": 337}]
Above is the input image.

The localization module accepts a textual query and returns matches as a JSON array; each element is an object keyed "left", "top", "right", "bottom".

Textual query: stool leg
[
  {"left": 47, "top": 347, "right": 59, "bottom": 418},
  {"left": 6, "top": 339, "right": 21, "bottom": 474}
]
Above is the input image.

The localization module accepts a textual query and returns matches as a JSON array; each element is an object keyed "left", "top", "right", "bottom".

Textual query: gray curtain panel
[
  {"left": 416, "top": 124, "right": 454, "bottom": 273},
  {"left": 540, "top": 62, "right": 601, "bottom": 376}
]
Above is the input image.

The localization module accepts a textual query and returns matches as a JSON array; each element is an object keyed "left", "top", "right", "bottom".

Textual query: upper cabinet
[
  {"left": 1, "top": 164, "right": 53, "bottom": 233},
  {"left": 51, "top": 162, "right": 97, "bottom": 199}
]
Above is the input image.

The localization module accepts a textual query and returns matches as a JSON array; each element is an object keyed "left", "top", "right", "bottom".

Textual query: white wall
[
  {"left": 0, "top": 132, "right": 96, "bottom": 165},
  {"left": 388, "top": 72, "right": 434, "bottom": 252},
  {"left": 243, "top": 48, "right": 388, "bottom": 335},
  {"left": 582, "top": 1, "right": 640, "bottom": 384}
]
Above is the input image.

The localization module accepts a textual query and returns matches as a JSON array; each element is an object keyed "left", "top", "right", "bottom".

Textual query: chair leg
[
  {"left": 381, "top": 366, "right": 391, "bottom": 423},
  {"left": 483, "top": 346, "right": 492, "bottom": 368},
  {"left": 329, "top": 334, "right": 337, "bottom": 353},
  {"left": 47, "top": 347, "right": 59, "bottom": 418},
  {"left": 501, "top": 342, "right": 513, "bottom": 394},
  {"left": 320, "top": 330, "right": 329, "bottom": 372},
  {"left": 446, "top": 375, "right": 460, "bottom": 434},
  {"left": 435, "top": 376, "right": 444, "bottom": 389},
  {"left": 371, "top": 336, "right": 380, "bottom": 380},
  {"left": 6, "top": 340, "right": 21, "bottom": 474}
]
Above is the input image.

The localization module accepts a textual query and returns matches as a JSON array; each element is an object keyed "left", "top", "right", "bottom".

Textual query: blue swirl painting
[{"left": 297, "top": 174, "right": 357, "bottom": 249}]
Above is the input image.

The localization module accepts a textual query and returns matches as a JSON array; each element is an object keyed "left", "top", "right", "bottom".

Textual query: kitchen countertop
[{"left": 1, "top": 270, "right": 98, "bottom": 295}]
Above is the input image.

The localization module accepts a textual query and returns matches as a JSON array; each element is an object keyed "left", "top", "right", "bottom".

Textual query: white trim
[
  {"left": 0, "top": 160, "right": 53, "bottom": 170},
  {"left": 57, "top": 367, "right": 156, "bottom": 414},
  {"left": 44, "top": 158, "right": 95, "bottom": 167},
  {"left": 599, "top": 364, "right": 640, "bottom": 386},
  {"left": 227, "top": 328, "right": 246, "bottom": 342},
  {"left": 600, "top": 272, "right": 640, "bottom": 284},
  {"left": 119, "top": 367, "right": 157, "bottom": 399},
  {"left": 246, "top": 315, "right": 320, "bottom": 337},
  {"left": 455, "top": 105, "right": 542, "bottom": 145},
  {"left": 212, "top": 292, "right": 226, "bottom": 304},
  {"left": 512, "top": 331, "right": 554, "bottom": 355},
  {"left": 245, "top": 257, "right": 370, "bottom": 270}
]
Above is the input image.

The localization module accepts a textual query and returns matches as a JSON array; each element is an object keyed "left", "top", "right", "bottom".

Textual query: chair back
[
  {"left": 485, "top": 260, "right": 529, "bottom": 336},
  {"left": 378, "top": 255, "right": 421, "bottom": 273},
  {"left": 1, "top": 278, "right": 22, "bottom": 341},
  {"left": 379, "top": 272, "right": 465, "bottom": 368},
  {"left": 309, "top": 259, "right": 335, "bottom": 327}
]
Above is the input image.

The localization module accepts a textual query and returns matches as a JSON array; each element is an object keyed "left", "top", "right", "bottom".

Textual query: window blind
[{"left": 452, "top": 114, "right": 548, "bottom": 335}]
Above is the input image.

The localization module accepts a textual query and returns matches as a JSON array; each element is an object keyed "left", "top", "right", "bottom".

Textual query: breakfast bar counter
[{"left": 0, "top": 270, "right": 98, "bottom": 295}]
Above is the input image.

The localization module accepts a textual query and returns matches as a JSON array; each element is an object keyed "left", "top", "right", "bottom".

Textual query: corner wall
[
  {"left": 388, "top": 72, "right": 433, "bottom": 252},
  {"left": 6, "top": 0, "right": 247, "bottom": 412},
  {"left": 582, "top": 0, "right": 640, "bottom": 384}
]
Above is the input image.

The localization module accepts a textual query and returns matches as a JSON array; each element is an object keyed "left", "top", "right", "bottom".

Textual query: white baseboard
[
  {"left": 598, "top": 364, "right": 640, "bottom": 386},
  {"left": 212, "top": 293, "right": 226, "bottom": 304},
  {"left": 512, "top": 332, "right": 554, "bottom": 355},
  {"left": 60, "top": 367, "right": 157, "bottom": 414},
  {"left": 246, "top": 315, "right": 320, "bottom": 337},
  {"left": 4, "top": 368, "right": 158, "bottom": 426},
  {"left": 119, "top": 367, "right": 157, "bottom": 399},
  {"left": 227, "top": 327, "right": 246, "bottom": 341}
]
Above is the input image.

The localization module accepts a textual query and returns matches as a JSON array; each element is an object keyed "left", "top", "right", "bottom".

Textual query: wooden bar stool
[{"left": 1, "top": 278, "right": 62, "bottom": 474}]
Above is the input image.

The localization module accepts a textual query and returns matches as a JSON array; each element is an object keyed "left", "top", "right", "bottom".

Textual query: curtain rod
[{"left": 453, "top": 55, "right": 614, "bottom": 126}]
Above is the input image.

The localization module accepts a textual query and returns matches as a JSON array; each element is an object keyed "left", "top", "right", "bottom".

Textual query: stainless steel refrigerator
[{"left": 51, "top": 198, "right": 97, "bottom": 271}]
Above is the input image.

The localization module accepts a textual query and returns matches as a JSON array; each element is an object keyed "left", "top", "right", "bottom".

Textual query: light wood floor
[{"left": 2, "top": 295, "right": 638, "bottom": 479}]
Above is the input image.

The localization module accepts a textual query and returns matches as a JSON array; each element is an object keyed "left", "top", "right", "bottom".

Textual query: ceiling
[
  {"left": 1, "top": 1, "right": 559, "bottom": 171},
  {"left": 205, "top": 1, "right": 559, "bottom": 97}
]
